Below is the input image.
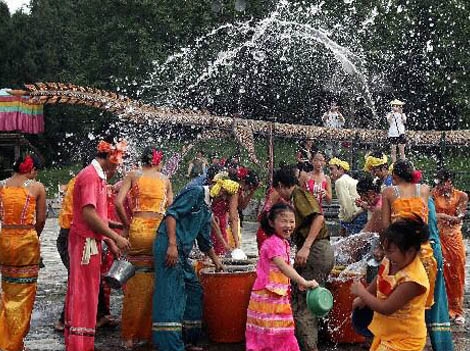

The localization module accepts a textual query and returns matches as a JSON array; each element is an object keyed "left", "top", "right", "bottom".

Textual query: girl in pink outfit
[{"left": 246, "top": 203, "right": 318, "bottom": 351}]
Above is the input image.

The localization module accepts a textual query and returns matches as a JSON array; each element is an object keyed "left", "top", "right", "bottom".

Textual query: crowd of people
[{"left": 0, "top": 130, "right": 467, "bottom": 351}]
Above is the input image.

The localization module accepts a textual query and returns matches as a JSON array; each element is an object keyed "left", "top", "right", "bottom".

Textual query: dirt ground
[{"left": 14, "top": 220, "right": 470, "bottom": 350}]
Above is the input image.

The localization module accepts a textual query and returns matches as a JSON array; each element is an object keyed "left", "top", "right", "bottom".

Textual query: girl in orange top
[
  {"left": 115, "top": 146, "right": 173, "bottom": 349},
  {"left": 432, "top": 169, "right": 468, "bottom": 325},
  {"left": 0, "top": 155, "right": 46, "bottom": 351},
  {"left": 351, "top": 217, "right": 430, "bottom": 351},
  {"left": 382, "top": 159, "right": 436, "bottom": 309}
]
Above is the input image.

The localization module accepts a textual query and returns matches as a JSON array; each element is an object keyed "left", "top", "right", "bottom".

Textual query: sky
[{"left": 3, "top": 0, "right": 30, "bottom": 13}]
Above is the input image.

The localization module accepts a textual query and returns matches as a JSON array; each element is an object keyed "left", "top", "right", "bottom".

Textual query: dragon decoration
[{"left": 24, "top": 82, "right": 470, "bottom": 164}]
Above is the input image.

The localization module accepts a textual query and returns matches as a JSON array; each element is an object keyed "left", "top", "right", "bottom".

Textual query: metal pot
[{"left": 104, "top": 259, "right": 136, "bottom": 289}]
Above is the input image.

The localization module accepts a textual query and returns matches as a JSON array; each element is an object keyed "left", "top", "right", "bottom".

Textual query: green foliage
[
  {"left": 0, "top": 0, "right": 469, "bottom": 176},
  {"left": 37, "top": 164, "right": 81, "bottom": 197}
]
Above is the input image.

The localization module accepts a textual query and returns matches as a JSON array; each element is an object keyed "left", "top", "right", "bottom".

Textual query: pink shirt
[
  {"left": 252, "top": 235, "right": 291, "bottom": 295},
  {"left": 70, "top": 162, "right": 108, "bottom": 240}
]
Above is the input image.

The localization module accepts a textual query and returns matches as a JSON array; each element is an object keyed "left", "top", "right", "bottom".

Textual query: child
[
  {"left": 351, "top": 216, "right": 430, "bottom": 351},
  {"left": 246, "top": 203, "right": 318, "bottom": 351}
]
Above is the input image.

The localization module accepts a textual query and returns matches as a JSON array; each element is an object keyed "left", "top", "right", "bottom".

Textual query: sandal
[{"left": 454, "top": 316, "right": 465, "bottom": 325}]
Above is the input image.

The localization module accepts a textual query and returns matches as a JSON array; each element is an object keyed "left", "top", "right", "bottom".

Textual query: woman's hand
[
  {"left": 165, "top": 243, "right": 178, "bottom": 267},
  {"left": 295, "top": 246, "right": 310, "bottom": 267}
]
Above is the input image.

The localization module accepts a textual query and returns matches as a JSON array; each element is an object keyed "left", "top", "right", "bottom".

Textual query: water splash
[{"left": 142, "top": 0, "right": 378, "bottom": 122}]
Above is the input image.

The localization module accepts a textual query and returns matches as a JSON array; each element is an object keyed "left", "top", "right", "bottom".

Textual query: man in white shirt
[
  {"left": 322, "top": 103, "right": 346, "bottom": 158},
  {"left": 386, "top": 99, "right": 407, "bottom": 162},
  {"left": 328, "top": 157, "right": 366, "bottom": 236}
]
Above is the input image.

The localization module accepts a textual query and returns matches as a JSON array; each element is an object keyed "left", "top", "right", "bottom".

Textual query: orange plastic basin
[
  {"left": 325, "top": 270, "right": 366, "bottom": 344},
  {"left": 200, "top": 266, "right": 256, "bottom": 343}
]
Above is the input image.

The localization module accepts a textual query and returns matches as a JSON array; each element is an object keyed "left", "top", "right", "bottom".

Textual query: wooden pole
[{"left": 268, "top": 122, "right": 274, "bottom": 188}]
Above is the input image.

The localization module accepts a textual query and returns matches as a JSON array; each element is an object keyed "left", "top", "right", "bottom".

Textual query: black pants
[{"left": 57, "top": 228, "right": 110, "bottom": 323}]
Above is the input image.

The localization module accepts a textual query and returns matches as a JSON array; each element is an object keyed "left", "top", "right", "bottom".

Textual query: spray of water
[{"left": 142, "top": 0, "right": 378, "bottom": 122}]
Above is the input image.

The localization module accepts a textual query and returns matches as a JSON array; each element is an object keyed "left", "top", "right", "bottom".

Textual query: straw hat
[{"left": 390, "top": 99, "right": 405, "bottom": 106}]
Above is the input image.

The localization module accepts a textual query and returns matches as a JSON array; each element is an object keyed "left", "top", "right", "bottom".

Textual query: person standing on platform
[
  {"left": 64, "top": 139, "right": 131, "bottom": 351},
  {"left": 386, "top": 99, "right": 407, "bottom": 162}
]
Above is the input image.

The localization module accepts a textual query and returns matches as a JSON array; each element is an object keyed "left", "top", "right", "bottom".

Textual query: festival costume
[
  {"left": 432, "top": 188, "right": 466, "bottom": 320},
  {"left": 152, "top": 187, "right": 213, "bottom": 351},
  {"left": 369, "top": 256, "right": 429, "bottom": 351},
  {"left": 0, "top": 180, "right": 40, "bottom": 351},
  {"left": 290, "top": 187, "right": 334, "bottom": 350},
  {"left": 305, "top": 178, "right": 327, "bottom": 211},
  {"left": 246, "top": 235, "right": 299, "bottom": 351},
  {"left": 425, "top": 199, "right": 454, "bottom": 351},
  {"left": 56, "top": 177, "right": 76, "bottom": 325},
  {"left": 390, "top": 184, "right": 436, "bottom": 308},
  {"left": 121, "top": 174, "right": 167, "bottom": 342},
  {"left": 64, "top": 161, "right": 107, "bottom": 351},
  {"left": 335, "top": 174, "right": 366, "bottom": 235},
  {"left": 210, "top": 196, "right": 230, "bottom": 255}
]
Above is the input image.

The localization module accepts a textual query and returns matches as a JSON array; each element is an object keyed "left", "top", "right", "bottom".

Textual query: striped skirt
[{"left": 245, "top": 289, "right": 299, "bottom": 351}]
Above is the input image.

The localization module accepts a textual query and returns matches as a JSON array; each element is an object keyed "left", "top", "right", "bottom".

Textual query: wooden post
[
  {"left": 268, "top": 122, "right": 274, "bottom": 188},
  {"left": 438, "top": 131, "right": 446, "bottom": 169}
]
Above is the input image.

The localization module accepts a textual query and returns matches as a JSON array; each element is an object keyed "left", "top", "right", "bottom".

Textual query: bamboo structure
[{"left": 23, "top": 82, "right": 470, "bottom": 164}]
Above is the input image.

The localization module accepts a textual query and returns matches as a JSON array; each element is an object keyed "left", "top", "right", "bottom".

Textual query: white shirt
[
  {"left": 334, "top": 174, "right": 362, "bottom": 222},
  {"left": 387, "top": 112, "right": 406, "bottom": 137},
  {"left": 322, "top": 112, "right": 344, "bottom": 129}
]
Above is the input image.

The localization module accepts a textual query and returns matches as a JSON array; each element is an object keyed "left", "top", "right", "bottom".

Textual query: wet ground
[{"left": 5, "top": 219, "right": 468, "bottom": 350}]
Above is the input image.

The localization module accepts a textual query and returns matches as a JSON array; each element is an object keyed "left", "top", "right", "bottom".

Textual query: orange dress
[
  {"left": 0, "top": 181, "right": 40, "bottom": 351},
  {"left": 390, "top": 185, "right": 436, "bottom": 309},
  {"left": 432, "top": 188, "right": 466, "bottom": 318},
  {"left": 121, "top": 175, "right": 167, "bottom": 342},
  {"left": 369, "top": 255, "right": 429, "bottom": 351}
]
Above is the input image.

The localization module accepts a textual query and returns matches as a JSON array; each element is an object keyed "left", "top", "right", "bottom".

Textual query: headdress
[
  {"left": 329, "top": 157, "right": 350, "bottom": 172},
  {"left": 18, "top": 155, "right": 34, "bottom": 174},
  {"left": 363, "top": 153, "right": 388, "bottom": 172},
  {"left": 210, "top": 178, "right": 240, "bottom": 198},
  {"left": 97, "top": 139, "right": 128, "bottom": 164},
  {"left": 152, "top": 149, "right": 163, "bottom": 166}
]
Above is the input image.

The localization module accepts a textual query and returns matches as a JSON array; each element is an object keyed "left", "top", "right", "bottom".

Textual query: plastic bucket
[
  {"left": 306, "top": 287, "right": 334, "bottom": 317},
  {"left": 200, "top": 265, "right": 256, "bottom": 343},
  {"left": 103, "top": 259, "right": 136, "bottom": 289},
  {"left": 325, "top": 268, "right": 366, "bottom": 344}
]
